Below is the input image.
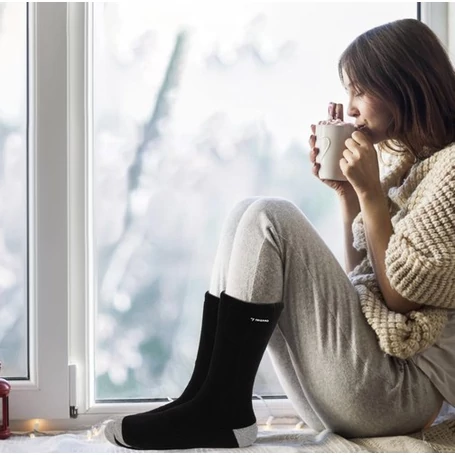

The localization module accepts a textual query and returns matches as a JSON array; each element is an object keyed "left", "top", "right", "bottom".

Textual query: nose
[{"left": 346, "top": 97, "right": 359, "bottom": 118}]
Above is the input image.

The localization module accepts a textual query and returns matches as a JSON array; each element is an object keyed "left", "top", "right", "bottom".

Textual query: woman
[{"left": 106, "top": 18, "right": 455, "bottom": 449}]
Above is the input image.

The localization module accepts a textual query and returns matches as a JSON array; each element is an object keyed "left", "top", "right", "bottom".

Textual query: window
[
  {"left": 91, "top": 2, "right": 417, "bottom": 404},
  {"left": 10, "top": 2, "right": 446, "bottom": 428}
]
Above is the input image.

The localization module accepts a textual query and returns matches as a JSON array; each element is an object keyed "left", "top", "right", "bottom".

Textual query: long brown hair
[{"left": 338, "top": 19, "right": 455, "bottom": 160}]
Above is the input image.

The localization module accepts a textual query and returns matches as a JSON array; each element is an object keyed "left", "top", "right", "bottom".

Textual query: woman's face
[{"left": 342, "top": 69, "right": 394, "bottom": 144}]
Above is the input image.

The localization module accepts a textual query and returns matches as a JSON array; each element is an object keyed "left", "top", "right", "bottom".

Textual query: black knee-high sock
[
  {"left": 105, "top": 292, "right": 283, "bottom": 450},
  {"left": 144, "top": 291, "right": 219, "bottom": 414}
]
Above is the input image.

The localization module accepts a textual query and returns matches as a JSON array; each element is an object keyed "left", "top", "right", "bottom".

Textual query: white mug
[{"left": 315, "top": 123, "right": 356, "bottom": 181}]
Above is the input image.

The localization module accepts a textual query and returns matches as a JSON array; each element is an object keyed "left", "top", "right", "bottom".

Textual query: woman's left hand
[{"left": 340, "top": 130, "right": 382, "bottom": 198}]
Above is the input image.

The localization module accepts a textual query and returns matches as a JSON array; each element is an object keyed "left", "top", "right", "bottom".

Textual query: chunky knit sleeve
[{"left": 385, "top": 163, "right": 455, "bottom": 308}]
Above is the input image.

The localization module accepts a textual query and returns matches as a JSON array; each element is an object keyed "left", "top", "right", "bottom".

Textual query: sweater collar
[{"left": 385, "top": 142, "right": 455, "bottom": 208}]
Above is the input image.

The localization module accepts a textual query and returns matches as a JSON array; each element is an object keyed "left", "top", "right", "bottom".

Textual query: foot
[{"left": 104, "top": 395, "right": 258, "bottom": 449}]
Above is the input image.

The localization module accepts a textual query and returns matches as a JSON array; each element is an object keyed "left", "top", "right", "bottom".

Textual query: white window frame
[
  {"left": 10, "top": 2, "right": 70, "bottom": 422},
  {"left": 11, "top": 1, "right": 447, "bottom": 431},
  {"left": 421, "top": 2, "right": 448, "bottom": 48},
  {"left": 446, "top": 2, "right": 455, "bottom": 60}
]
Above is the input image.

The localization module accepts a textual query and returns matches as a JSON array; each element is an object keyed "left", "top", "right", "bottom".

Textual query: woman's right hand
[{"left": 309, "top": 102, "right": 356, "bottom": 198}]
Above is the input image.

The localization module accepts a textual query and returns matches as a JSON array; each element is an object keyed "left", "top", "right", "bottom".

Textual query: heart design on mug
[{"left": 317, "top": 137, "right": 331, "bottom": 161}]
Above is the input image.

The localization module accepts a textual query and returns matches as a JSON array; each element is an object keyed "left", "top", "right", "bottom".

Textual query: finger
[
  {"left": 342, "top": 148, "right": 357, "bottom": 164},
  {"left": 344, "top": 138, "right": 361, "bottom": 155},
  {"left": 309, "top": 134, "right": 316, "bottom": 149},
  {"left": 335, "top": 103, "right": 344, "bottom": 121},
  {"left": 339, "top": 158, "right": 348, "bottom": 176},
  {"left": 328, "top": 102, "right": 335, "bottom": 119},
  {"left": 310, "top": 147, "right": 319, "bottom": 163},
  {"left": 310, "top": 124, "right": 316, "bottom": 135},
  {"left": 312, "top": 162, "right": 320, "bottom": 177},
  {"left": 351, "top": 130, "right": 371, "bottom": 146}
]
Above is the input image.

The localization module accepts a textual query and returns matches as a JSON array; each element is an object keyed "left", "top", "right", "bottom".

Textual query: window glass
[{"left": 0, "top": 2, "right": 28, "bottom": 379}]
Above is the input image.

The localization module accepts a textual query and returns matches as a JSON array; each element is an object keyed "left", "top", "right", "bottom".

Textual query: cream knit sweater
[{"left": 349, "top": 143, "right": 455, "bottom": 359}]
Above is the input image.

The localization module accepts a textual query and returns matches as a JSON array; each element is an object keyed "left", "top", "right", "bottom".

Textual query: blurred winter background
[{"left": 0, "top": 2, "right": 416, "bottom": 399}]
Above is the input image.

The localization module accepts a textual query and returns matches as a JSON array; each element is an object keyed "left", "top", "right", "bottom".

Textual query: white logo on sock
[{"left": 250, "top": 317, "right": 270, "bottom": 323}]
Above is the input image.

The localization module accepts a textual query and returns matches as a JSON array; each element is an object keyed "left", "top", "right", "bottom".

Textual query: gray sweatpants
[{"left": 209, "top": 197, "right": 442, "bottom": 438}]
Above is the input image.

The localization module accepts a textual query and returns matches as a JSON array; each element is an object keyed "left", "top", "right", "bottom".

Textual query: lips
[
  {"left": 356, "top": 124, "right": 370, "bottom": 133},
  {"left": 355, "top": 124, "right": 373, "bottom": 137}
]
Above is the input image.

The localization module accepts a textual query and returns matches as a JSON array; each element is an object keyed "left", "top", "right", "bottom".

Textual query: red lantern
[{"left": 0, "top": 362, "right": 11, "bottom": 439}]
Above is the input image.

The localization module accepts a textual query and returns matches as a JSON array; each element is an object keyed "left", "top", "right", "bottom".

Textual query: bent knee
[
  {"left": 232, "top": 197, "right": 262, "bottom": 214},
  {"left": 245, "top": 197, "right": 302, "bottom": 219},
  {"left": 237, "top": 197, "right": 306, "bottom": 233}
]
